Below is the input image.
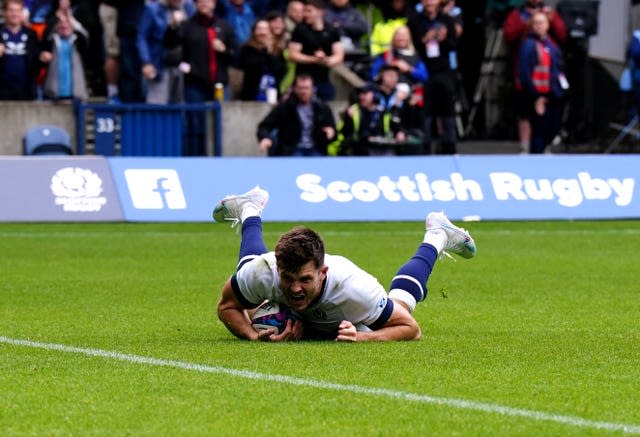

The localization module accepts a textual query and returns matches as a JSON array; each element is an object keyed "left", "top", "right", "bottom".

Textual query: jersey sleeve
[{"left": 231, "top": 253, "right": 279, "bottom": 308}]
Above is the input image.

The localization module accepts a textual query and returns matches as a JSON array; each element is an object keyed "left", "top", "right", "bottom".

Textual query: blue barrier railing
[{"left": 75, "top": 102, "right": 222, "bottom": 156}]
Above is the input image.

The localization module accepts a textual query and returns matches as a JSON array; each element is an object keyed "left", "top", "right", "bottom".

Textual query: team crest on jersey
[{"left": 378, "top": 297, "right": 387, "bottom": 308}]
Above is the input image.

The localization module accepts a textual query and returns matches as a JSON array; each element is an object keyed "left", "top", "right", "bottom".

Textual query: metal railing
[{"left": 75, "top": 102, "right": 222, "bottom": 156}]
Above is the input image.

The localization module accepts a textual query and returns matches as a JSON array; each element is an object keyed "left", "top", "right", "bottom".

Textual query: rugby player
[{"left": 214, "top": 186, "right": 476, "bottom": 342}]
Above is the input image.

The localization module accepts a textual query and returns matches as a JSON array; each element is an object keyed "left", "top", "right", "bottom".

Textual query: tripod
[{"left": 464, "top": 25, "right": 504, "bottom": 138}]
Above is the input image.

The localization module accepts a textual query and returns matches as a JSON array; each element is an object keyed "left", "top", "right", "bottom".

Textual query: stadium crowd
[{"left": 0, "top": 0, "right": 586, "bottom": 155}]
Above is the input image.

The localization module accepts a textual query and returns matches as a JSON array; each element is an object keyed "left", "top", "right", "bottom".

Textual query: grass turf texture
[{"left": 1, "top": 220, "right": 639, "bottom": 436}]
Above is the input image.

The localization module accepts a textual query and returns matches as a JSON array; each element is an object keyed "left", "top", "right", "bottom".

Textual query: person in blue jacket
[{"left": 137, "top": 0, "right": 195, "bottom": 104}]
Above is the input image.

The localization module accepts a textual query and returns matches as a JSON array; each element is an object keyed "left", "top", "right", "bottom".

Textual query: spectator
[
  {"left": 503, "top": 0, "right": 567, "bottom": 153},
  {"left": 108, "top": 0, "right": 146, "bottom": 103},
  {"left": 288, "top": 0, "right": 344, "bottom": 102},
  {"left": 26, "top": 0, "right": 54, "bottom": 39},
  {"left": 248, "top": 0, "right": 287, "bottom": 17},
  {"left": 236, "top": 18, "right": 286, "bottom": 101},
  {"left": 99, "top": 2, "right": 120, "bottom": 103},
  {"left": 256, "top": 74, "right": 336, "bottom": 156},
  {"left": 330, "top": 83, "right": 404, "bottom": 156},
  {"left": 283, "top": 0, "right": 303, "bottom": 43},
  {"left": 275, "top": 3, "right": 302, "bottom": 94},
  {"left": 219, "top": 0, "right": 255, "bottom": 46},
  {"left": 0, "top": 0, "right": 41, "bottom": 100},
  {"left": 440, "top": 0, "right": 462, "bottom": 72},
  {"left": 369, "top": 0, "right": 408, "bottom": 57},
  {"left": 518, "top": 11, "right": 567, "bottom": 154},
  {"left": 370, "top": 25, "right": 428, "bottom": 86},
  {"left": 323, "top": 0, "right": 367, "bottom": 53},
  {"left": 440, "top": 0, "right": 462, "bottom": 38},
  {"left": 39, "top": 16, "right": 88, "bottom": 101},
  {"left": 264, "top": 10, "right": 286, "bottom": 55},
  {"left": 41, "top": 1, "right": 103, "bottom": 96},
  {"left": 388, "top": 81, "right": 427, "bottom": 153},
  {"left": 45, "top": 2, "right": 89, "bottom": 49},
  {"left": 137, "top": 0, "right": 195, "bottom": 104},
  {"left": 164, "top": 0, "right": 237, "bottom": 155},
  {"left": 627, "top": 30, "right": 640, "bottom": 117},
  {"left": 408, "top": 0, "right": 459, "bottom": 155},
  {"left": 375, "top": 64, "right": 401, "bottom": 110}
]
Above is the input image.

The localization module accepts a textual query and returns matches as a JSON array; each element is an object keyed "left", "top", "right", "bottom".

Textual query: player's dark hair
[{"left": 275, "top": 226, "right": 325, "bottom": 273}]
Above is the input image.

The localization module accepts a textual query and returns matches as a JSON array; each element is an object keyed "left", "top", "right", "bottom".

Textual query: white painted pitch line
[
  {"left": 1, "top": 227, "right": 639, "bottom": 240},
  {"left": 2, "top": 336, "right": 639, "bottom": 434}
]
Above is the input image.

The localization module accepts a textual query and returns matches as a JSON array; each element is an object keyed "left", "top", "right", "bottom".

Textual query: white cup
[{"left": 266, "top": 88, "right": 278, "bottom": 104}]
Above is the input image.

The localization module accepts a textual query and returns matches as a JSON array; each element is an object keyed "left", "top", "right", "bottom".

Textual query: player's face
[{"left": 278, "top": 261, "right": 328, "bottom": 312}]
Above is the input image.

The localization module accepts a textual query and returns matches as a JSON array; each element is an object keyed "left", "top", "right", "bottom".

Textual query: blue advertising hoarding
[{"left": 107, "top": 155, "right": 640, "bottom": 222}]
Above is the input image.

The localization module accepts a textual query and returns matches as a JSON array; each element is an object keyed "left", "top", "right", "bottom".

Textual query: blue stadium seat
[{"left": 23, "top": 125, "right": 73, "bottom": 155}]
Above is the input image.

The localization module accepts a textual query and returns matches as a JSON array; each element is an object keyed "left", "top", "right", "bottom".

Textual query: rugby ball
[{"left": 251, "top": 302, "right": 298, "bottom": 334}]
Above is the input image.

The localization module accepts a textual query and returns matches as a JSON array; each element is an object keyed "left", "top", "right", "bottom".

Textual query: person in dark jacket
[
  {"left": 237, "top": 18, "right": 285, "bottom": 101},
  {"left": 105, "top": 0, "right": 145, "bottom": 102},
  {"left": 165, "top": 0, "right": 237, "bottom": 97},
  {"left": 256, "top": 74, "right": 336, "bottom": 156},
  {"left": 164, "top": 0, "right": 238, "bottom": 155}
]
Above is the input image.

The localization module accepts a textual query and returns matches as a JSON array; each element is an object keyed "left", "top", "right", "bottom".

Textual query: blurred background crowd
[{"left": 0, "top": 0, "right": 637, "bottom": 155}]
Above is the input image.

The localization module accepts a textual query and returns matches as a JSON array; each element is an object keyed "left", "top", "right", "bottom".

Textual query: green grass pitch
[{"left": 1, "top": 220, "right": 639, "bottom": 436}]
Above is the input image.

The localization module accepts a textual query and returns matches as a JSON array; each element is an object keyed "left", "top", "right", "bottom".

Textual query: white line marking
[
  {"left": 1, "top": 227, "right": 639, "bottom": 240},
  {"left": 2, "top": 336, "right": 639, "bottom": 434}
]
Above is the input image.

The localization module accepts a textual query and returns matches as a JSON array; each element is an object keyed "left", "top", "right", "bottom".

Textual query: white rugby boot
[
  {"left": 426, "top": 211, "right": 477, "bottom": 259},
  {"left": 212, "top": 185, "right": 269, "bottom": 228}
]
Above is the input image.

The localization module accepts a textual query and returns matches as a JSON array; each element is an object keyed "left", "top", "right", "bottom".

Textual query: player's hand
[
  {"left": 256, "top": 327, "right": 278, "bottom": 340},
  {"left": 281, "top": 319, "right": 304, "bottom": 341},
  {"left": 336, "top": 320, "right": 357, "bottom": 342},
  {"left": 260, "top": 319, "right": 304, "bottom": 342}
]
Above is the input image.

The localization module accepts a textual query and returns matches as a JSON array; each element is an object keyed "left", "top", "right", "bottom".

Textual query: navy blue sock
[
  {"left": 389, "top": 243, "right": 438, "bottom": 303},
  {"left": 238, "top": 216, "right": 268, "bottom": 270}
]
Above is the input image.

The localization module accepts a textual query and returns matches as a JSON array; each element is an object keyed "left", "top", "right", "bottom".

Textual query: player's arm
[
  {"left": 217, "top": 278, "right": 302, "bottom": 342},
  {"left": 336, "top": 303, "right": 421, "bottom": 342},
  {"left": 217, "top": 278, "right": 262, "bottom": 340}
]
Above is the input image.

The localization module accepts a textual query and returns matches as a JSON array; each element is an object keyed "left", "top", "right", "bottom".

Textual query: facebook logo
[{"left": 124, "top": 169, "right": 187, "bottom": 209}]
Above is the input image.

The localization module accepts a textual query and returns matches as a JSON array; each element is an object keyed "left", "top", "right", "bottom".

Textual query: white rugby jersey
[{"left": 231, "top": 252, "right": 394, "bottom": 339}]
